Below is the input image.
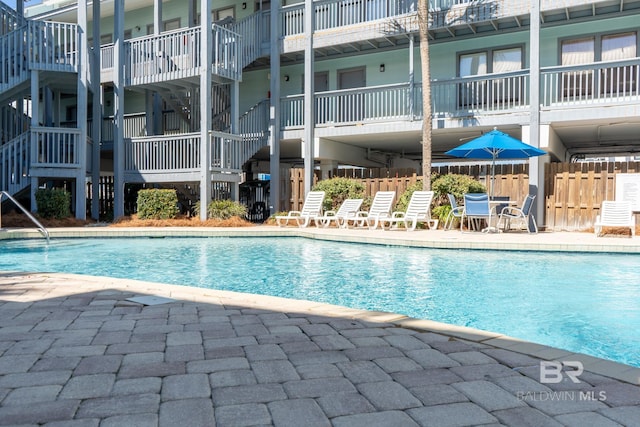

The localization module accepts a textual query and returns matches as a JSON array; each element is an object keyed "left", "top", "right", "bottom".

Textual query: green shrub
[
  {"left": 206, "top": 199, "right": 247, "bottom": 220},
  {"left": 35, "top": 188, "right": 71, "bottom": 219},
  {"left": 136, "top": 189, "right": 179, "bottom": 219},
  {"left": 312, "top": 177, "right": 365, "bottom": 211}
]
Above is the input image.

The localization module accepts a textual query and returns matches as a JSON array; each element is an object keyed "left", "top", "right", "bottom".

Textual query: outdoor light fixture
[
  {"left": 379, "top": 64, "right": 385, "bottom": 72},
  {"left": 284, "top": 75, "right": 290, "bottom": 81},
  {"left": 242, "top": 2, "right": 247, "bottom": 9}
]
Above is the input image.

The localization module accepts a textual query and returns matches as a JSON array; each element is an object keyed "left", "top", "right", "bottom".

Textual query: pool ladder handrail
[{"left": 0, "top": 191, "right": 50, "bottom": 241}]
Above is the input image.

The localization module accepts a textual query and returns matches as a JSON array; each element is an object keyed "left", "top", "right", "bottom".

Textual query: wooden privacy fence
[{"left": 285, "top": 162, "right": 640, "bottom": 231}]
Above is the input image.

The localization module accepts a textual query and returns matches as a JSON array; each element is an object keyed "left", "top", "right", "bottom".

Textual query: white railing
[
  {"left": 127, "top": 27, "right": 201, "bottom": 86},
  {"left": 27, "top": 21, "right": 78, "bottom": 71},
  {"left": 127, "top": 24, "right": 241, "bottom": 86},
  {"left": 541, "top": 59, "right": 640, "bottom": 106},
  {"left": 431, "top": 70, "right": 529, "bottom": 115},
  {"left": 282, "top": 83, "right": 421, "bottom": 128},
  {"left": 281, "top": 0, "right": 417, "bottom": 36},
  {"left": 0, "top": 132, "right": 29, "bottom": 195},
  {"left": 101, "top": 43, "right": 113, "bottom": 70},
  {"left": 239, "top": 99, "right": 269, "bottom": 138},
  {"left": 31, "top": 127, "right": 81, "bottom": 167},
  {"left": 100, "top": 113, "right": 148, "bottom": 142},
  {"left": 0, "top": 25, "right": 28, "bottom": 92},
  {"left": 210, "top": 131, "right": 243, "bottom": 172},
  {"left": 125, "top": 133, "right": 200, "bottom": 172},
  {"left": 232, "top": 11, "right": 266, "bottom": 69}
]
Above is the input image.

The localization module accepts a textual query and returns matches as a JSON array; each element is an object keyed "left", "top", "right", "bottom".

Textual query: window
[
  {"left": 100, "top": 34, "right": 113, "bottom": 45},
  {"left": 163, "top": 18, "right": 181, "bottom": 32},
  {"left": 561, "top": 32, "right": 637, "bottom": 99},
  {"left": 458, "top": 47, "right": 522, "bottom": 108}
]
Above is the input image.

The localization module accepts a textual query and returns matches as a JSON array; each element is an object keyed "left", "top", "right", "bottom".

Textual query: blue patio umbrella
[{"left": 444, "top": 128, "right": 546, "bottom": 196}]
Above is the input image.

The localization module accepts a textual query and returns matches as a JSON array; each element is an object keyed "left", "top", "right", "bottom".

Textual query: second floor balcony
[{"left": 280, "top": 58, "right": 640, "bottom": 131}]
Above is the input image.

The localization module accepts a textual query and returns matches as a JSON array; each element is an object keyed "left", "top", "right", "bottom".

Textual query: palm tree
[{"left": 418, "top": 0, "right": 432, "bottom": 191}]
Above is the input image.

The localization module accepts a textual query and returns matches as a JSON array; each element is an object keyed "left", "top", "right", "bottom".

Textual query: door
[{"left": 338, "top": 67, "right": 365, "bottom": 122}]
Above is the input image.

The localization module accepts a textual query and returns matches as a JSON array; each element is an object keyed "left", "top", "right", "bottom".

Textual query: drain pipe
[{"left": 0, "top": 191, "right": 50, "bottom": 241}]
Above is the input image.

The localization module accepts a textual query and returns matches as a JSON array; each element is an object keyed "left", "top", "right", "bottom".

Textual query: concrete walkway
[{"left": 1, "top": 268, "right": 639, "bottom": 426}]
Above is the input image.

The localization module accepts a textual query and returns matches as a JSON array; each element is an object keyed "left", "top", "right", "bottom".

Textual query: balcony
[{"left": 280, "top": 58, "right": 640, "bottom": 130}]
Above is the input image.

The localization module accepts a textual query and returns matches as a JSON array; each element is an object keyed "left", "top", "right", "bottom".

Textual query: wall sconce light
[
  {"left": 242, "top": 2, "right": 247, "bottom": 9},
  {"left": 284, "top": 75, "right": 290, "bottom": 82},
  {"left": 135, "top": 26, "right": 141, "bottom": 31},
  {"left": 379, "top": 64, "right": 385, "bottom": 72}
]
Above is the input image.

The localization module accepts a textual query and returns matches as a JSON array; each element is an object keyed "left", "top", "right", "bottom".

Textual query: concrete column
[
  {"left": 268, "top": 0, "right": 281, "bottom": 213},
  {"left": 320, "top": 159, "right": 338, "bottom": 180},
  {"left": 75, "top": 0, "right": 88, "bottom": 220},
  {"left": 91, "top": 0, "right": 102, "bottom": 220},
  {"left": 199, "top": 0, "right": 213, "bottom": 221},
  {"left": 303, "top": 0, "right": 315, "bottom": 195},
  {"left": 529, "top": 0, "right": 543, "bottom": 230},
  {"left": 409, "top": 35, "right": 414, "bottom": 119},
  {"left": 113, "top": 0, "right": 125, "bottom": 218}
]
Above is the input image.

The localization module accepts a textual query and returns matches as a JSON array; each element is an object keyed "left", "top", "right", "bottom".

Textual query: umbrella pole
[{"left": 491, "top": 158, "right": 496, "bottom": 198}]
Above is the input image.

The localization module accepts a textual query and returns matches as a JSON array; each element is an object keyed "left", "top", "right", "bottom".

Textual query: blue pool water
[{"left": 1, "top": 237, "right": 639, "bottom": 367}]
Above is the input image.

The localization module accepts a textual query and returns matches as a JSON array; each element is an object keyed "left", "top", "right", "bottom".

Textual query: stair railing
[{"left": 0, "top": 190, "right": 49, "bottom": 241}]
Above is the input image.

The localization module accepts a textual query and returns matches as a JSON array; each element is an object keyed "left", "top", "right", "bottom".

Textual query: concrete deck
[{"left": 1, "top": 226, "right": 639, "bottom": 426}]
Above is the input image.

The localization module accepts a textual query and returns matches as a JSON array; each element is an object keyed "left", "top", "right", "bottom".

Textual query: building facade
[{"left": 1, "top": 0, "right": 640, "bottom": 224}]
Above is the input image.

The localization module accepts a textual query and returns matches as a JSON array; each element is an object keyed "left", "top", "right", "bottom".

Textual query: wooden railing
[
  {"left": 0, "top": 132, "right": 29, "bottom": 195},
  {"left": 31, "top": 126, "right": 81, "bottom": 167},
  {"left": 125, "top": 133, "right": 200, "bottom": 172},
  {"left": 232, "top": 11, "right": 267, "bottom": 69},
  {"left": 0, "top": 2, "right": 24, "bottom": 35}
]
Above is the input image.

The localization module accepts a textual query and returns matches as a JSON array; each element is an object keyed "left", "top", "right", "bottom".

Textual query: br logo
[{"left": 539, "top": 361, "right": 584, "bottom": 384}]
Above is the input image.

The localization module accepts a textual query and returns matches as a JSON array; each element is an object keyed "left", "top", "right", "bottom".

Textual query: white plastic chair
[
  {"left": 275, "top": 191, "right": 325, "bottom": 228},
  {"left": 315, "top": 198, "right": 363, "bottom": 228},
  {"left": 380, "top": 191, "right": 437, "bottom": 231},
  {"left": 345, "top": 191, "right": 395, "bottom": 230}
]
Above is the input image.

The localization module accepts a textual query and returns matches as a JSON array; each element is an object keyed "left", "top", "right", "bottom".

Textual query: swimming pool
[{"left": 1, "top": 237, "right": 638, "bottom": 368}]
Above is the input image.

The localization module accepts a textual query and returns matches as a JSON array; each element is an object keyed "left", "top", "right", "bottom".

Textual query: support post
[
  {"left": 268, "top": 0, "right": 281, "bottom": 214},
  {"left": 409, "top": 35, "right": 414, "bottom": 119},
  {"left": 113, "top": 0, "right": 125, "bottom": 219},
  {"left": 30, "top": 70, "right": 39, "bottom": 212},
  {"left": 91, "top": 0, "right": 102, "bottom": 220},
  {"left": 75, "top": 0, "right": 88, "bottom": 220},
  {"left": 529, "top": 0, "right": 543, "bottom": 231},
  {"left": 199, "top": 0, "right": 213, "bottom": 221},
  {"left": 303, "top": 0, "right": 315, "bottom": 195}
]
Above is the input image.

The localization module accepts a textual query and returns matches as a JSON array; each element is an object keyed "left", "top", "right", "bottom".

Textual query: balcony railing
[
  {"left": 280, "top": 58, "right": 640, "bottom": 128},
  {"left": 281, "top": 0, "right": 417, "bottom": 37},
  {"left": 31, "top": 126, "right": 81, "bottom": 167},
  {"left": 27, "top": 21, "right": 78, "bottom": 72},
  {"left": 541, "top": 58, "right": 640, "bottom": 107},
  {"left": 126, "top": 24, "right": 241, "bottom": 86},
  {"left": 125, "top": 133, "right": 200, "bottom": 173},
  {"left": 0, "top": 25, "right": 28, "bottom": 92}
]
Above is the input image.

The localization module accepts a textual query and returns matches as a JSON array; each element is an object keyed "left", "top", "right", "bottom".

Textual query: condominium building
[{"left": 1, "top": 0, "right": 639, "bottom": 224}]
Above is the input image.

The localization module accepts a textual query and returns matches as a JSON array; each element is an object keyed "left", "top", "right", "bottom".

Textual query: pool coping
[{"left": 1, "top": 225, "right": 639, "bottom": 385}]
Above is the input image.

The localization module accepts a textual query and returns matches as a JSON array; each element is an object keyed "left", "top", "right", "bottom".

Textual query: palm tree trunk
[{"left": 418, "top": 0, "right": 432, "bottom": 191}]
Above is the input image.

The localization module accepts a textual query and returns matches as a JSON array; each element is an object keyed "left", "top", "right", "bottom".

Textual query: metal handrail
[{"left": 0, "top": 191, "right": 49, "bottom": 241}]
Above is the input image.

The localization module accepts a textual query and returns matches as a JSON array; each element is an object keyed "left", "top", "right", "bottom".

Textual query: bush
[
  {"left": 312, "top": 177, "right": 365, "bottom": 211},
  {"left": 206, "top": 199, "right": 247, "bottom": 220},
  {"left": 35, "top": 188, "right": 71, "bottom": 219},
  {"left": 136, "top": 189, "right": 179, "bottom": 219}
]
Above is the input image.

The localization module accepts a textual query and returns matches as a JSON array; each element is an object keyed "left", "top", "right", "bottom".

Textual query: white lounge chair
[
  {"left": 594, "top": 200, "right": 635, "bottom": 237},
  {"left": 380, "top": 191, "right": 437, "bottom": 231},
  {"left": 315, "top": 198, "right": 364, "bottom": 228},
  {"left": 275, "top": 191, "right": 325, "bottom": 228},
  {"left": 345, "top": 191, "right": 395, "bottom": 230}
]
